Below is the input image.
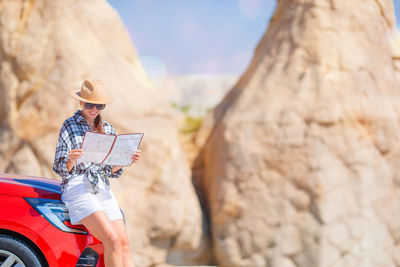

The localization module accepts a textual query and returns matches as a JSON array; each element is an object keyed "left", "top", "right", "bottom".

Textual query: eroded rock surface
[
  {"left": 202, "top": 0, "right": 400, "bottom": 266},
  {"left": 0, "top": 1, "right": 204, "bottom": 266}
]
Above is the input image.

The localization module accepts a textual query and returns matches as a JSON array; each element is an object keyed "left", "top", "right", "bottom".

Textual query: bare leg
[
  {"left": 81, "top": 211, "right": 123, "bottom": 267},
  {"left": 112, "top": 219, "right": 135, "bottom": 267}
]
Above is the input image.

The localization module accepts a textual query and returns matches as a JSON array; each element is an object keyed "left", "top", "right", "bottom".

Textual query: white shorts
[{"left": 61, "top": 174, "right": 123, "bottom": 225}]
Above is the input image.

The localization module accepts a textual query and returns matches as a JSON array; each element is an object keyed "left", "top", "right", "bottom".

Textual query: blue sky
[
  {"left": 107, "top": 0, "right": 400, "bottom": 78},
  {"left": 397, "top": 0, "right": 400, "bottom": 28}
]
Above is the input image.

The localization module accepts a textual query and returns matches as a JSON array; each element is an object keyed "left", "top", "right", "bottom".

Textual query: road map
[{"left": 76, "top": 132, "right": 144, "bottom": 166}]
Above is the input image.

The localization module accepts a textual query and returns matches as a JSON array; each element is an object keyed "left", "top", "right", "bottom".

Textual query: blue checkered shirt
[{"left": 53, "top": 110, "right": 123, "bottom": 194}]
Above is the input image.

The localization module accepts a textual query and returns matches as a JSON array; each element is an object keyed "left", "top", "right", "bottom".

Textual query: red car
[{"left": 0, "top": 173, "right": 105, "bottom": 267}]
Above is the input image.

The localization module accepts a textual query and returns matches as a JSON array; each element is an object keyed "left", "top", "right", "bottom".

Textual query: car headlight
[{"left": 24, "top": 197, "right": 88, "bottom": 235}]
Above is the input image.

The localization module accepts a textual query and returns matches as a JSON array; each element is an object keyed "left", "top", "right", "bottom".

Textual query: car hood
[{"left": 0, "top": 173, "right": 61, "bottom": 200}]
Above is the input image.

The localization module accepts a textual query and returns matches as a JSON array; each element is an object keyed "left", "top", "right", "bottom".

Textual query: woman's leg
[
  {"left": 112, "top": 219, "right": 135, "bottom": 267},
  {"left": 81, "top": 211, "right": 123, "bottom": 267}
]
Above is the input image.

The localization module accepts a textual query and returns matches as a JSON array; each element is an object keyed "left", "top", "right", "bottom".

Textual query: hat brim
[{"left": 70, "top": 91, "right": 114, "bottom": 104}]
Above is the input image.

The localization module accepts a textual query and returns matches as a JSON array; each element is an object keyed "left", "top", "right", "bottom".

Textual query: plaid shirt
[{"left": 53, "top": 110, "right": 123, "bottom": 194}]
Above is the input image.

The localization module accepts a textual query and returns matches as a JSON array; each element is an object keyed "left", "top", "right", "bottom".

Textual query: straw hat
[{"left": 70, "top": 79, "right": 114, "bottom": 104}]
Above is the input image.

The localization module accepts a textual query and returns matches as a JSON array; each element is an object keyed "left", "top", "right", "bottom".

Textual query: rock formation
[
  {"left": 391, "top": 27, "right": 400, "bottom": 82},
  {"left": 160, "top": 74, "right": 238, "bottom": 118},
  {"left": 159, "top": 74, "right": 237, "bottom": 167},
  {"left": 0, "top": 1, "right": 205, "bottom": 266},
  {"left": 201, "top": 0, "right": 400, "bottom": 266}
]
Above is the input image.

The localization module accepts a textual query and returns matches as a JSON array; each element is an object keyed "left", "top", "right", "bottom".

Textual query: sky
[{"left": 107, "top": 0, "right": 400, "bottom": 79}]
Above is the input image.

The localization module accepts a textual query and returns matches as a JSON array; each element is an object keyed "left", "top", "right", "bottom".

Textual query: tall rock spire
[
  {"left": 203, "top": 0, "right": 400, "bottom": 266},
  {"left": 0, "top": 1, "right": 204, "bottom": 266}
]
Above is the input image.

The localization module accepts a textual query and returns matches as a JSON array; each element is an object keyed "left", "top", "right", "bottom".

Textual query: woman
[{"left": 53, "top": 79, "right": 140, "bottom": 267}]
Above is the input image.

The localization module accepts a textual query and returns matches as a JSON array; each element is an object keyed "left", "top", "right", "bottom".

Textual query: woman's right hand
[
  {"left": 67, "top": 149, "right": 83, "bottom": 172},
  {"left": 68, "top": 149, "right": 83, "bottom": 165}
]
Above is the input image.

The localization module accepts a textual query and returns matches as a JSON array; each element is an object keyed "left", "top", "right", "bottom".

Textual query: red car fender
[{"left": 0, "top": 194, "right": 104, "bottom": 266}]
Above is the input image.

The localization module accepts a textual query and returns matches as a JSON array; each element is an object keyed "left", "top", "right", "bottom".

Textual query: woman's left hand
[
  {"left": 111, "top": 150, "right": 142, "bottom": 174},
  {"left": 131, "top": 149, "right": 141, "bottom": 163}
]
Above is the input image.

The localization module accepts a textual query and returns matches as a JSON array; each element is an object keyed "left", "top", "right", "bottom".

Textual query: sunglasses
[{"left": 84, "top": 103, "right": 106, "bottom": 110}]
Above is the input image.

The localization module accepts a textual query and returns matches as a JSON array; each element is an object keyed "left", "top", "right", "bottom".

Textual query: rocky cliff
[
  {"left": 0, "top": 1, "right": 205, "bottom": 266},
  {"left": 201, "top": 0, "right": 400, "bottom": 266},
  {"left": 160, "top": 74, "right": 238, "bottom": 118}
]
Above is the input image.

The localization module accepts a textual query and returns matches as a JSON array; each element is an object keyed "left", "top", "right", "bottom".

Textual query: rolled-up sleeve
[{"left": 53, "top": 126, "right": 76, "bottom": 179}]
